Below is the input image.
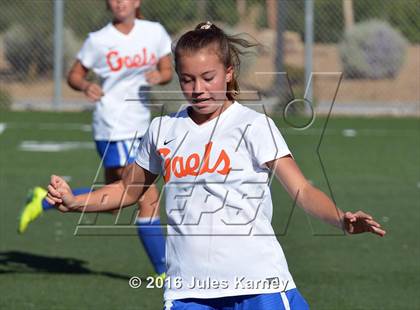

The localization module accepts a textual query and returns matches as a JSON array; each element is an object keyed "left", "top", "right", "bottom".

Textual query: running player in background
[
  {"left": 18, "top": 0, "right": 171, "bottom": 278},
  {"left": 45, "top": 22, "right": 386, "bottom": 309}
]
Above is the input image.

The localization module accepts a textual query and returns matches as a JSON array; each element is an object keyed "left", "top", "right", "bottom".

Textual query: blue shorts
[
  {"left": 164, "top": 289, "right": 309, "bottom": 310},
  {"left": 95, "top": 138, "right": 142, "bottom": 168}
]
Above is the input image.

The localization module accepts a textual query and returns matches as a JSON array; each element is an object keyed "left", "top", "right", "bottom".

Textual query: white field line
[
  {"left": 3, "top": 122, "right": 418, "bottom": 137},
  {"left": 19, "top": 141, "right": 94, "bottom": 152},
  {"left": 283, "top": 128, "right": 419, "bottom": 137},
  {"left": 0, "top": 123, "right": 6, "bottom": 135},
  {"left": 5, "top": 122, "right": 91, "bottom": 131}
]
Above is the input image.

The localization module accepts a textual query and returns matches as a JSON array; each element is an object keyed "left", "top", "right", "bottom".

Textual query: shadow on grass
[{"left": 0, "top": 251, "right": 131, "bottom": 281}]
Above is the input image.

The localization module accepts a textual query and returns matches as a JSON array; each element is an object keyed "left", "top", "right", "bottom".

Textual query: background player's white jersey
[
  {"left": 77, "top": 19, "right": 172, "bottom": 140},
  {"left": 136, "top": 102, "right": 296, "bottom": 300}
]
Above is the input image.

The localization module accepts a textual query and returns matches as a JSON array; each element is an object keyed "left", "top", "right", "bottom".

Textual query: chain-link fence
[{"left": 0, "top": 0, "right": 418, "bottom": 115}]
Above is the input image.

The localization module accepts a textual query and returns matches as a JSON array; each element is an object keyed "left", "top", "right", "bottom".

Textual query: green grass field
[{"left": 0, "top": 111, "right": 419, "bottom": 309}]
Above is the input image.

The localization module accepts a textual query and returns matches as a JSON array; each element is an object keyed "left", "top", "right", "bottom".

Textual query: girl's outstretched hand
[
  {"left": 343, "top": 211, "right": 386, "bottom": 237},
  {"left": 46, "top": 175, "right": 76, "bottom": 212}
]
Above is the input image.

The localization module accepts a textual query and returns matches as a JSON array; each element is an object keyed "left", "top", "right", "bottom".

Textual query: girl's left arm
[{"left": 266, "top": 155, "right": 386, "bottom": 237}]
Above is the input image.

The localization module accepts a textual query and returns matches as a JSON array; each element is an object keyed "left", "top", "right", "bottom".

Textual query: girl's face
[
  {"left": 108, "top": 0, "right": 140, "bottom": 21},
  {"left": 178, "top": 48, "right": 233, "bottom": 116}
]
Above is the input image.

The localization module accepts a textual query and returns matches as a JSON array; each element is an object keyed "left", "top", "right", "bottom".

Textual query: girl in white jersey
[
  {"left": 45, "top": 22, "right": 386, "bottom": 310},
  {"left": 19, "top": 0, "right": 171, "bottom": 278}
]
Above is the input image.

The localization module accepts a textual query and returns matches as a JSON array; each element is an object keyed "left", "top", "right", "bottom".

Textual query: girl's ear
[{"left": 226, "top": 66, "right": 233, "bottom": 83}]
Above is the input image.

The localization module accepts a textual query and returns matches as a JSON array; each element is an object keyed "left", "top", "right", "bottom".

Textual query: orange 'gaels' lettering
[
  {"left": 157, "top": 142, "right": 231, "bottom": 182},
  {"left": 106, "top": 48, "right": 157, "bottom": 72}
]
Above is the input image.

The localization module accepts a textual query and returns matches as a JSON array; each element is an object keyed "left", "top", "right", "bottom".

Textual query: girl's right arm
[
  {"left": 67, "top": 60, "right": 103, "bottom": 102},
  {"left": 46, "top": 163, "right": 157, "bottom": 213}
]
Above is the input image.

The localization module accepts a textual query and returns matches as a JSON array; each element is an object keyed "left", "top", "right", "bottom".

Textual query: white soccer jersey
[
  {"left": 136, "top": 102, "right": 296, "bottom": 300},
  {"left": 77, "top": 19, "right": 172, "bottom": 141}
]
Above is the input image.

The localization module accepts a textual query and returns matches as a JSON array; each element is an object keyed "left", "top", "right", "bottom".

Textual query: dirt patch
[{"left": 245, "top": 43, "right": 419, "bottom": 104}]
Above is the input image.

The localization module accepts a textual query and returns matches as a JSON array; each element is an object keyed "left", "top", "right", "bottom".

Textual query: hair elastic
[{"left": 200, "top": 21, "right": 213, "bottom": 30}]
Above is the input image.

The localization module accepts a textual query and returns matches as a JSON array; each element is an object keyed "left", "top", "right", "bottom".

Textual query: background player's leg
[
  {"left": 136, "top": 184, "right": 166, "bottom": 275},
  {"left": 106, "top": 167, "right": 166, "bottom": 276}
]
